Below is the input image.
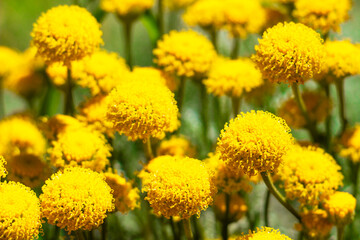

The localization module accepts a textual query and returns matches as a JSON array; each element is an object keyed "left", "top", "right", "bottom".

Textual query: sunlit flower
[
  {"left": 46, "top": 62, "right": 68, "bottom": 88},
  {"left": 31, "top": 5, "right": 103, "bottom": 66},
  {"left": 132, "top": 66, "right": 177, "bottom": 91},
  {"left": 214, "top": 193, "right": 247, "bottom": 223},
  {"left": 0, "top": 46, "right": 21, "bottom": 77},
  {"left": 156, "top": 135, "right": 196, "bottom": 158},
  {"left": 0, "top": 181, "right": 42, "bottom": 240},
  {"left": 100, "top": 0, "right": 154, "bottom": 20},
  {"left": 216, "top": 111, "right": 294, "bottom": 177},
  {"left": 0, "top": 156, "right": 7, "bottom": 179},
  {"left": 40, "top": 167, "right": 114, "bottom": 233},
  {"left": 252, "top": 22, "right": 324, "bottom": 84},
  {"left": 236, "top": 227, "right": 293, "bottom": 240},
  {"left": 340, "top": 125, "right": 360, "bottom": 163},
  {"left": 153, "top": 30, "right": 217, "bottom": 78},
  {"left": 323, "top": 191, "right": 356, "bottom": 226},
  {"left": 204, "top": 57, "right": 263, "bottom": 98},
  {"left": 165, "top": 0, "right": 196, "bottom": 9},
  {"left": 296, "top": 209, "right": 333, "bottom": 240},
  {"left": 42, "top": 114, "right": 84, "bottom": 140}
]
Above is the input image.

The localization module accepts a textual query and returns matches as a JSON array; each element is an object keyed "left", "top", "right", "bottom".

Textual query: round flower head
[
  {"left": 252, "top": 22, "right": 324, "bottom": 84},
  {"left": 204, "top": 57, "right": 263, "bottom": 98},
  {"left": 0, "top": 156, "right": 7, "bottom": 179},
  {"left": 132, "top": 66, "right": 177, "bottom": 91},
  {"left": 153, "top": 30, "right": 217, "bottom": 78},
  {"left": 0, "top": 181, "right": 41, "bottom": 240},
  {"left": 297, "top": 209, "right": 333, "bottom": 240},
  {"left": 214, "top": 193, "right": 247, "bottom": 223},
  {"left": 40, "top": 167, "right": 114, "bottom": 233},
  {"left": 103, "top": 170, "right": 140, "bottom": 214},
  {"left": 294, "top": 0, "right": 351, "bottom": 34},
  {"left": 46, "top": 62, "right": 68, "bottom": 88},
  {"left": 142, "top": 156, "right": 216, "bottom": 219},
  {"left": 275, "top": 145, "right": 343, "bottom": 206},
  {"left": 237, "top": 227, "right": 293, "bottom": 240},
  {"left": 138, "top": 155, "right": 173, "bottom": 182},
  {"left": 101, "top": 0, "right": 154, "bottom": 20},
  {"left": 156, "top": 135, "right": 196, "bottom": 158},
  {"left": 223, "top": 0, "right": 266, "bottom": 38},
  {"left": 72, "top": 50, "right": 130, "bottom": 96},
  {"left": 183, "top": 0, "right": 226, "bottom": 30},
  {"left": 106, "top": 80, "right": 180, "bottom": 141},
  {"left": 0, "top": 46, "right": 21, "bottom": 77},
  {"left": 216, "top": 110, "right": 294, "bottom": 177},
  {"left": 31, "top": 5, "right": 103, "bottom": 66},
  {"left": 49, "top": 127, "right": 111, "bottom": 172},
  {"left": 42, "top": 114, "right": 85, "bottom": 140},
  {"left": 340, "top": 125, "right": 360, "bottom": 162},
  {"left": 278, "top": 91, "right": 331, "bottom": 129},
  {"left": 323, "top": 191, "right": 356, "bottom": 226},
  {"left": 165, "top": 0, "right": 196, "bottom": 9}
]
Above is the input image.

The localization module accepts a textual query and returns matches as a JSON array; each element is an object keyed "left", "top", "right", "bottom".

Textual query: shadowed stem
[
  {"left": 231, "top": 38, "right": 239, "bottom": 59},
  {"left": 101, "top": 217, "right": 107, "bottom": 240},
  {"left": 124, "top": 21, "right": 134, "bottom": 70},
  {"left": 144, "top": 137, "right": 154, "bottom": 161},
  {"left": 157, "top": 0, "right": 164, "bottom": 35},
  {"left": 264, "top": 189, "right": 271, "bottom": 226},
  {"left": 64, "top": 67, "right": 75, "bottom": 116},
  {"left": 209, "top": 29, "right": 218, "bottom": 52},
  {"left": 75, "top": 230, "right": 86, "bottom": 240},
  {"left": 231, "top": 96, "right": 241, "bottom": 117},
  {"left": 183, "top": 219, "right": 194, "bottom": 240},
  {"left": 177, "top": 77, "right": 186, "bottom": 114},
  {"left": 170, "top": 217, "right": 180, "bottom": 240},
  {"left": 335, "top": 78, "right": 348, "bottom": 134},
  {"left": 221, "top": 193, "right": 230, "bottom": 240},
  {"left": 323, "top": 82, "right": 332, "bottom": 150},
  {"left": 337, "top": 226, "right": 344, "bottom": 240}
]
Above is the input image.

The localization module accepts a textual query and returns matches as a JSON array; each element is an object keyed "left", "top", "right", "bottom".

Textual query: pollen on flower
[
  {"left": 323, "top": 191, "right": 356, "bottom": 226},
  {"left": 236, "top": 227, "right": 293, "bottom": 240},
  {"left": 216, "top": 110, "right": 294, "bottom": 177},
  {"left": 100, "top": 0, "right": 154, "bottom": 20},
  {"left": 156, "top": 135, "right": 196, "bottom": 158}
]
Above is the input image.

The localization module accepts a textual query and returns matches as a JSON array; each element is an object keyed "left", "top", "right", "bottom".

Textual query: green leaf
[{"left": 140, "top": 10, "right": 160, "bottom": 46}]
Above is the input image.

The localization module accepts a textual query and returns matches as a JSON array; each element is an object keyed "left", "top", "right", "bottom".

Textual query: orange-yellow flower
[
  {"left": 236, "top": 227, "right": 293, "bottom": 240},
  {"left": 323, "top": 191, "right": 356, "bottom": 226}
]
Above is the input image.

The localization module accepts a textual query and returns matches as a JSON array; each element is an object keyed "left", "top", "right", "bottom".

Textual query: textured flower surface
[
  {"left": 42, "top": 114, "right": 85, "bottom": 140},
  {"left": 46, "top": 62, "right": 68, "bottom": 88},
  {"left": 156, "top": 135, "right": 196, "bottom": 157},
  {"left": 252, "top": 22, "right": 324, "bottom": 84},
  {"left": 0, "top": 181, "right": 42, "bottom": 240},
  {"left": 131, "top": 66, "right": 177, "bottom": 91},
  {"left": 216, "top": 110, "right": 294, "bottom": 177},
  {"left": 106, "top": 80, "right": 179, "bottom": 141},
  {"left": 340, "top": 125, "right": 360, "bottom": 162},
  {"left": 323, "top": 191, "right": 356, "bottom": 226},
  {"left": 142, "top": 156, "right": 216, "bottom": 219},
  {"left": 101, "top": 0, "right": 154, "bottom": 19},
  {"left": 275, "top": 145, "right": 343, "bottom": 206},
  {"left": 40, "top": 167, "right": 114, "bottom": 233},
  {"left": 236, "top": 227, "right": 293, "bottom": 240},
  {"left": 297, "top": 209, "right": 333, "bottom": 239},
  {"left": 204, "top": 57, "right": 263, "bottom": 97},
  {"left": 31, "top": 5, "right": 103, "bottom": 65},
  {"left": 0, "top": 156, "right": 7, "bottom": 179},
  {"left": 214, "top": 193, "right": 247, "bottom": 223},
  {"left": 153, "top": 30, "right": 216, "bottom": 78}
]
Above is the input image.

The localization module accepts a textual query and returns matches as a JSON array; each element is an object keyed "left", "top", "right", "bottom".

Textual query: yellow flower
[
  {"left": 49, "top": 127, "right": 111, "bottom": 172},
  {"left": 0, "top": 156, "right": 7, "bottom": 179},
  {"left": 156, "top": 135, "right": 196, "bottom": 158},
  {"left": 183, "top": 0, "right": 226, "bottom": 30},
  {"left": 252, "top": 22, "right": 324, "bottom": 84},
  {"left": 223, "top": 0, "right": 266, "bottom": 38},
  {"left": 340, "top": 125, "right": 360, "bottom": 162},
  {"left": 0, "top": 46, "right": 21, "bottom": 78},
  {"left": 323, "top": 191, "right": 356, "bottom": 226},
  {"left": 0, "top": 181, "right": 42, "bottom": 240},
  {"left": 42, "top": 114, "right": 85, "bottom": 140},
  {"left": 100, "top": 0, "right": 154, "bottom": 20},
  {"left": 106, "top": 80, "right": 180, "bottom": 141},
  {"left": 297, "top": 209, "right": 333, "bottom": 240},
  {"left": 294, "top": 0, "right": 351, "bottom": 34},
  {"left": 153, "top": 30, "right": 217, "bottom": 78},
  {"left": 214, "top": 193, "right": 247, "bottom": 223},
  {"left": 216, "top": 110, "right": 294, "bottom": 177},
  {"left": 278, "top": 91, "right": 331, "bottom": 129},
  {"left": 204, "top": 57, "right": 263, "bottom": 98},
  {"left": 132, "top": 66, "right": 177, "bottom": 91},
  {"left": 46, "top": 62, "right": 68, "bottom": 88},
  {"left": 142, "top": 156, "right": 216, "bottom": 219},
  {"left": 275, "top": 145, "right": 343, "bottom": 206},
  {"left": 40, "top": 167, "right": 114, "bottom": 233},
  {"left": 236, "top": 227, "right": 293, "bottom": 240},
  {"left": 165, "top": 0, "right": 196, "bottom": 9},
  {"left": 31, "top": 5, "right": 103, "bottom": 66},
  {"left": 103, "top": 170, "right": 140, "bottom": 214},
  {"left": 72, "top": 50, "right": 130, "bottom": 96}
]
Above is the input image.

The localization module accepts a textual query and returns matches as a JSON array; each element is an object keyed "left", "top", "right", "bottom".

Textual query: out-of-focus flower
[
  {"left": 296, "top": 209, "right": 333, "bottom": 240},
  {"left": 165, "top": 0, "right": 196, "bottom": 9},
  {"left": 46, "top": 62, "right": 68, "bottom": 88},
  {"left": 0, "top": 46, "right": 21, "bottom": 78},
  {"left": 41, "top": 114, "right": 85, "bottom": 140},
  {"left": 323, "top": 191, "right": 356, "bottom": 226},
  {"left": 214, "top": 193, "right": 247, "bottom": 223},
  {"left": 236, "top": 227, "right": 293, "bottom": 240},
  {"left": 131, "top": 66, "right": 177, "bottom": 91},
  {"left": 101, "top": 0, "right": 154, "bottom": 21},
  {"left": 340, "top": 125, "right": 360, "bottom": 163},
  {"left": 157, "top": 135, "right": 196, "bottom": 157}
]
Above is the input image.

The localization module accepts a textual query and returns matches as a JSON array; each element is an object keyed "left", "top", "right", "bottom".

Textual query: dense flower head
[
  {"left": 72, "top": 50, "right": 130, "bottom": 96},
  {"left": 42, "top": 114, "right": 85, "bottom": 140},
  {"left": 153, "top": 30, "right": 217, "bottom": 78},
  {"left": 294, "top": 0, "right": 351, "bottom": 34},
  {"left": 214, "top": 193, "right": 247, "bottom": 223},
  {"left": 0, "top": 156, "right": 7, "bottom": 179},
  {"left": 204, "top": 57, "right": 263, "bottom": 98},
  {"left": 0, "top": 181, "right": 42, "bottom": 240},
  {"left": 236, "top": 227, "right": 293, "bottom": 240},
  {"left": 0, "top": 46, "right": 21, "bottom": 77},
  {"left": 323, "top": 191, "right": 356, "bottom": 226},
  {"left": 252, "top": 22, "right": 324, "bottom": 84},
  {"left": 278, "top": 91, "right": 331, "bottom": 129},
  {"left": 275, "top": 145, "right": 343, "bottom": 206},
  {"left": 103, "top": 170, "right": 140, "bottom": 214},
  {"left": 156, "top": 135, "right": 196, "bottom": 158},
  {"left": 297, "top": 209, "right": 333, "bottom": 240},
  {"left": 100, "top": 0, "right": 154, "bottom": 20},
  {"left": 216, "top": 110, "right": 294, "bottom": 177},
  {"left": 106, "top": 79, "right": 180, "bottom": 141},
  {"left": 142, "top": 156, "right": 216, "bottom": 219},
  {"left": 31, "top": 5, "right": 103, "bottom": 66},
  {"left": 340, "top": 125, "right": 360, "bottom": 162},
  {"left": 49, "top": 126, "right": 111, "bottom": 172},
  {"left": 165, "top": 0, "right": 196, "bottom": 9},
  {"left": 131, "top": 66, "right": 177, "bottom": 91}
]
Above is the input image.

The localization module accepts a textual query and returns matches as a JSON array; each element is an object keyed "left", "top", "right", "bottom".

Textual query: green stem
[
  {"left": 0, "top": 77, "right": 5, "bottom": 118},
  {"left": 64, "top": 67, "right": 75, "bottom": 116},
  {"left": 221, "top": 193, "right": 230, "bottom": 240},
  {"left": 75, "top": 230, "right": 86, "bottom": 240},
  {"left": 352, "top": 162, "right": 359, "bottom": 200},
  {"left": 199, "top": 82, "right": 210, "bottom": 155},
  {"left": 264, "top": 189, "right": 271, "bottom": 226},
  {"left": 335, "top": 78, "right": 348, "bottom": 134},
  {"left": 337, "top": 225, "right": 344, "bottom": 240},
  {"left": 101, "top": 217, "right": 107, "bottom": 240},
  {"left": 177, "top": 77, "right": 186, "bottom": 114},
  {"left": 157, "top": 0, "right": 164, "bottom": 35},
  {"left": 124, "top": 21, "right": 134, "bottom": 70},
  {"left": 144, "top": 137, "right": 154, "bottom": 161},
  {"left": 183, "top": 219, "right": 194, "bottom": 240},
  {"left": 231, "top": 96, "right": 241, "bottom": 117},
  {"left": 323, "top": 82, "right": 331, "bottom": 150},
  {"left": 261, "top": 172, "right": 301, "bottom": 221},
  {"left": 170, "top": 217, "right": 180, "bottom": 240},
  {"left": 231, "top": 38, "right": 239, "bottom": 59},
  {"left": 191, "top": 217, "right": 204, "bottom": 240},
  {"left": 209, "top": 29, "right": 218, "bottom": 52},
  {"left": 52, "top": 226, "right": 60, "bottom": 240}
]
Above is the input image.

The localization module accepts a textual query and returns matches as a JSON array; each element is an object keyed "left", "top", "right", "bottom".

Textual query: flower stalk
[
  {"left": 64, "top": 67, "right": 75, "bottom": 116},
  {"left": 335, "top": 78, "right": 348, "bottom": 134},
  {"left": 183, "top": 219, "right": 194, "bottom": 240}
]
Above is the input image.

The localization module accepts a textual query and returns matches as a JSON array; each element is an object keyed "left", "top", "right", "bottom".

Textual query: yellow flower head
[
  {"left": 297, "top": 209, "right": 333, "bottom": 240},
  {"left": 132, "top": 66, "right": 177, "bottom": 91},
  {"left": 183, "top": 0, "right": 226, "bottom": 30},
  {"left": 103, "top": 170, "right": 140, "bottom": 214},
  {"left": 294, "top": 0, "right": 351, "bottom": 34},
  {"left": 106, "top": 80, "right": 180, "bottom": 141},
  {"left": 237, "top": 227, "right": 293, "bottom": 240},
  {"left": 340, "top": 125, "right": 360, "bottom": 163},
  {"left": 216, "top": 111, "right": 294, "bottom": 177},
  {"left": 165, "top": 0, "right": 196, "bottom": 9},
  {"left": 252, "top": 22, "right": 324, "bottom": 84},
  {"left": 0, "top": 46, "right": 21, "bottom": 77},
  {"left": 72, "top": 50, "right": 130, "bottom": 96},
  {"left": 156, "top": 135, "right": 196, "bottom": 158},
  {"left": 0, "top": 181, "right": 42, "bottom": 240},
  {"left": 101, "top": 0, "right": 154, "bottom": 20},
  {"left": 40, "top": 167, "right": 114, "bottom": 233},
  {"left": 49, "top": 127, "right": 111, "bottom": 172},
  {"left": 275, "top": 145, "right": 343, "bottom": 206},
  {"left": 223, "top": 0, "right": 266, "bottom": 38},
  {"left": 42, "top": 114, "right": 85, "bottom": 140},
  {"left": 0, "top": 156, "right": 7, "bottom": 179},
  {"left": 31, "top": 5, "right": 103, "bottom": 66},
  {"left": 204, "top": 57, "right": 263, "bottom": 98},
  {"left": 142, "top": 156, "right": 216, "bottom": 219},
  {"left": 278, "top": 91, "right": 331, "bottom": 129},
  {"left": 46, "top": 62, "right": 68, "bottom": 88},
  {"left": 153, "top": 30, "right": 217, "bottom": 78},
  {"left": 323, "top": 191, "right": 356, "bottom": 226},
  {"left": 214, "top": 193, "right": 247, "bottom": 223}
]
